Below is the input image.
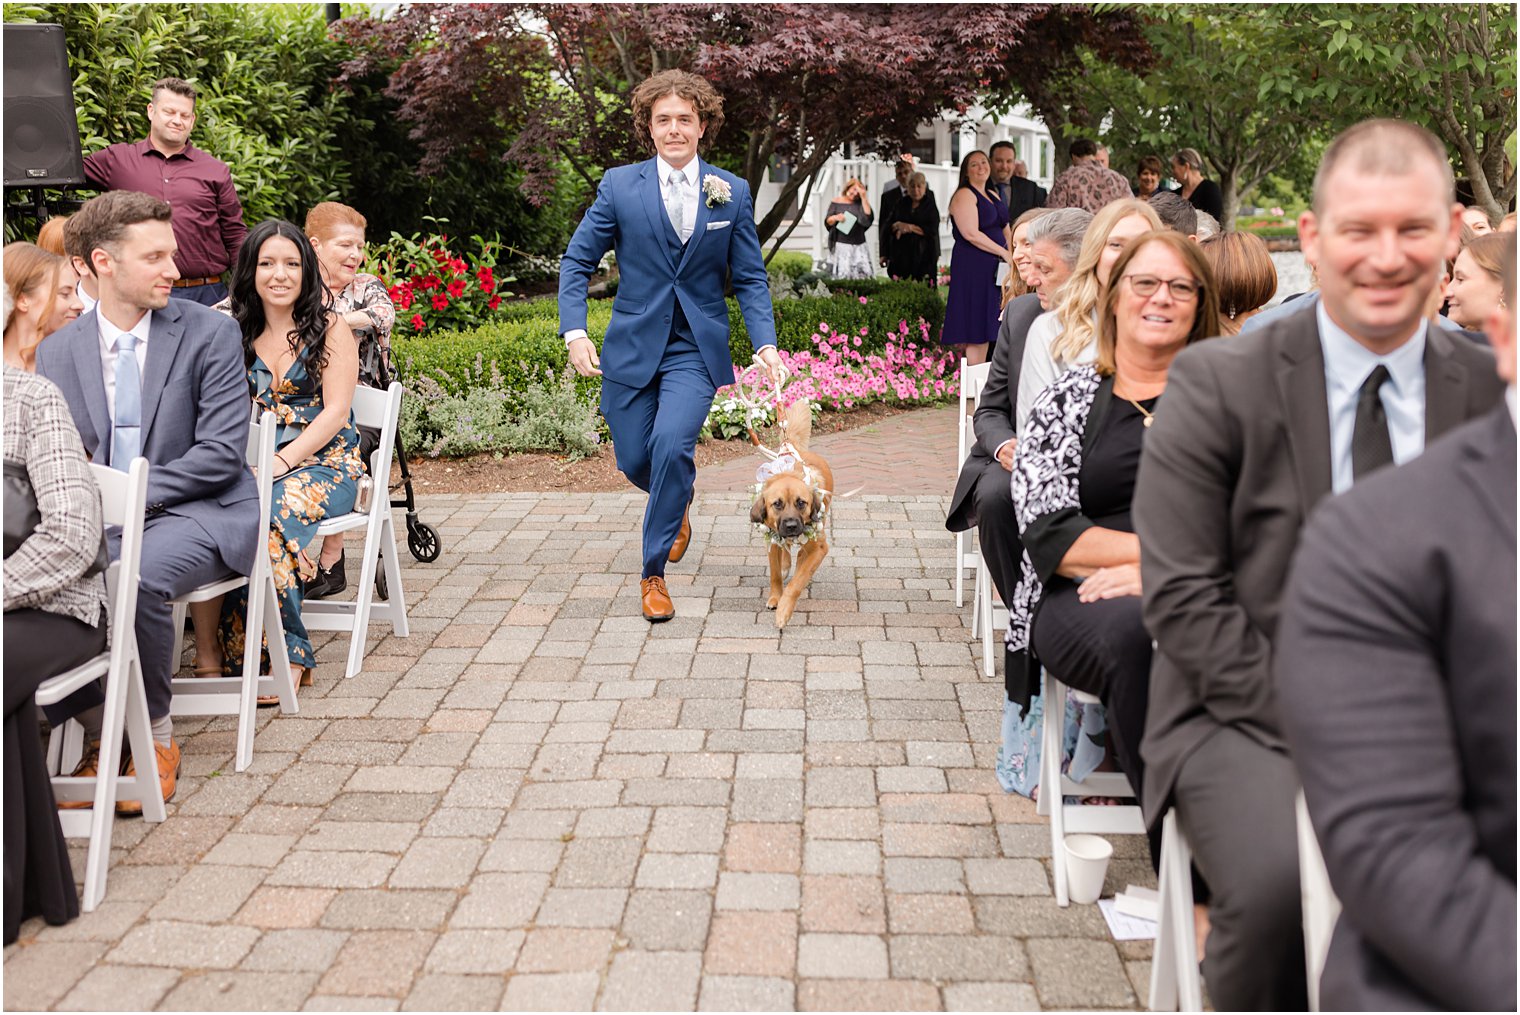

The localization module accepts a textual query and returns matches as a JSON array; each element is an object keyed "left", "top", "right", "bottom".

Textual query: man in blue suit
[
  {"left": 36, "top": 190, "right": 259, "bottom": 811},
  {"left": 559, "top": 70, "right": 782, "bottom": 622}
]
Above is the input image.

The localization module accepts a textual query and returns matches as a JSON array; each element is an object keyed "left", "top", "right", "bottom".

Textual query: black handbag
[{"left": 3, "top": 459, "right": 109, "bottom": 575}]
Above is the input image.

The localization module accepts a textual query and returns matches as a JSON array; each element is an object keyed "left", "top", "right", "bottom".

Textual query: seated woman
[
  {"left": 1015, "top": 199, "right": 1163, "bottom": 435},
  {"left": 3, "top": 363, "right": 108, "bottom": 941},
  {"left": 302, "top": 202, "right": 396, "bottom": 599},
  {"left": 1200, "top": 231, "right": 1277, "bottom": 335},
  {"left": 885, "top": 172, "right": 940, "bottom": 283},
  {"left": 1445, "top": 233, "right": 1508, "bottom": 333},
  {"left": 3, "top": 243, "right": 83, "bottom": 370},
  {"left": 205, "top": 219, "right": 365, "bottom": 694},
  {"left": 1006, "top": 230, "right": 1221, "bottom": 810}
]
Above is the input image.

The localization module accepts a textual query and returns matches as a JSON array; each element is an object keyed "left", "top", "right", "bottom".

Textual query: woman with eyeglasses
[{"left": 1005, "top": 230, "right": 1220, "bottom": 823}]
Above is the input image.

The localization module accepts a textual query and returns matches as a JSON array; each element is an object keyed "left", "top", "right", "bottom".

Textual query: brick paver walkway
[{"left": 4, "top": 406, "right": 1154, "bottom": 1012}]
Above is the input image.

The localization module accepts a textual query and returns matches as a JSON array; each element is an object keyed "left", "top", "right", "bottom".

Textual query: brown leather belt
[{"left": 173, "top": 274, "right": 224, "bottom": 288}]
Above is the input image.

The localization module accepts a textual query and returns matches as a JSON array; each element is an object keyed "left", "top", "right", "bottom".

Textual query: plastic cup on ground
[{"left": 1064, "top": 833, "right": 1114, "bottom": 904}]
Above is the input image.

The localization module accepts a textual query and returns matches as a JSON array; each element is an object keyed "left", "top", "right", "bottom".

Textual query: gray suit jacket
[
  {"left": 1132, "top": 304, "right": 1505, "bottom": 827},
  {"left": 1276, "top": 404, "right": 1516, "bottom": 1011},
  {"left": 947, "top": 293, "right": 1044, "bottom": 531},
  {"left": 36, "top": 300, "right": 260, "bottom": 576}
]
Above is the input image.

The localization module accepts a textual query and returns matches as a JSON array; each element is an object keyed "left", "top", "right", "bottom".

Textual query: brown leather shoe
[
  {"left": 58, "top": 741, "right": 101, "bottom": 810},
  {"left": 667, "top": 505, "right": 693, "bottom": 563},
  {"left": 641, "top": 576, "right": 675, "bottom": 622},
  {"left": 116, "top": 739, "right": 180, "bottom": 816}
]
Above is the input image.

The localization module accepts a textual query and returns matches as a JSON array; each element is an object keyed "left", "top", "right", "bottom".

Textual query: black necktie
[{"left": 1351, "top": 364, "right": 1394, "bottom": 481}]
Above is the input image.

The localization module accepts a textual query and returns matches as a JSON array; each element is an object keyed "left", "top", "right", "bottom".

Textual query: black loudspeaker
[{"left": 4, "top": 23, "right": 85, "bottom": 188}]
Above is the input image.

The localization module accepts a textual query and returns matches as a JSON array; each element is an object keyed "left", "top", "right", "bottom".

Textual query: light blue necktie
[
  {"left": 666, "top": 170, "right": 688, "bottom": 242},
  {"left": 112, "top": 332, "right": 141, "bottom": 471}
]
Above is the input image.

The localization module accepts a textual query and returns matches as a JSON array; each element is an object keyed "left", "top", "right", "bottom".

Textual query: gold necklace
[{"left": 1124, "top": 397, "right": 1156, "bottom": 428}]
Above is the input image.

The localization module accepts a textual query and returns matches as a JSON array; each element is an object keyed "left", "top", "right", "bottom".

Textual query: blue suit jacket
[
  {"left": 35, "top": 299, "right": 261, "bottom": 575},
  {"left": 558, "top": 158, "right": 777, "bottom": 391}
]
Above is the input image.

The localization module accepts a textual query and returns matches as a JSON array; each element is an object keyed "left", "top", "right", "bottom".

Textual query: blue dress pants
[{"left": 599, "top": 324, "right": 715, "bottom": 579}]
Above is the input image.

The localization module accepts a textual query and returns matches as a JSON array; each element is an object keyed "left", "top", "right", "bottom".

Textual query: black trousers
[
  {"left": 1030, "top": 579, "right": 1152, "bottom": 803},
  {"left": 3, "top": 607, "right": 106, "bottom": 942},
  {"left": 970, "top": 461, "right": 1023, "bottom": 609}
]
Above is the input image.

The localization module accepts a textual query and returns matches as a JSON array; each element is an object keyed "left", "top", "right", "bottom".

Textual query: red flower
[
  {"left": 397, "top": 290, "right": 413, "bottom": 310},
  {"left": 410, "top": 314, "right": 426, "bottom": 331},
  {"left": 488, "top": 294, "right": 502, "bottom": 310},
  {"left": 432, "top": 249, "right": 449, "bottom": 263},
  {"left": 449, "top": 258, "right": 467, "bottom": 276},
  {"left": 447, "top": 280, "right": 467, "bottom": 299},
  {"left": 479, "top": 278, "right": 494, "bottom": 293},
  {"left": 419, "top": 274, "right": 441, "bottom": 291},
  {"left": 431, "top": 294, "right": 449, "bottom": 311}
]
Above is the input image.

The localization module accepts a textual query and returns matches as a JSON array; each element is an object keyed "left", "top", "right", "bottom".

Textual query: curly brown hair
[{"left": 630, "top": 70, "right": 725, "bottom": 155}]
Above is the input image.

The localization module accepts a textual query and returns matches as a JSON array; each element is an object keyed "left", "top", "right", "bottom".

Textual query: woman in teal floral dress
[{"left": 214, "top": 219, "right": 364, "bottom": 690}]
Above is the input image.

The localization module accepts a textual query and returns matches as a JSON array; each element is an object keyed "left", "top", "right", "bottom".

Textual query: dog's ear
[
  {"left": 750, "top": 495, "right": 768, "bottom": 525},
  {"left": 810, "top": 490, "right": 823, "bottom": 521}
]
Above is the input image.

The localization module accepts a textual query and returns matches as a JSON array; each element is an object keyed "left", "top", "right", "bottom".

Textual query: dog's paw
[
  {"left": 774, "top": 599, "right": 796, "bottom": 628},
  {"left": 765, "top": 594, "right": 779, "bottom": 611}
]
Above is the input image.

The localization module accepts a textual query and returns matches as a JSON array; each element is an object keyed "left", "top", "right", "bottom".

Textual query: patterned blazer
[
  {"left": 2, "top": 367, "right": 108, "bottom": 626},
  {"left": 1005, "top": 364, "right": 1111, "bottom": 705}
]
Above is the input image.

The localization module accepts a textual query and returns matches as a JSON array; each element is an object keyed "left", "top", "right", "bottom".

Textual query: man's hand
[
  {"left": 996, "top": 441, "right": 1016, "bottom": 471},
  {"left": 756, "top": 346, "right": 785, "bottom": 388},
  {"left": 568, "top": 337, "right": 602, "bottom": 377}
]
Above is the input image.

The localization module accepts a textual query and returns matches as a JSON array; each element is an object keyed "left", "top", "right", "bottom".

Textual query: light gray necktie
[
  {"left": 112, "top": 332, "right": 142, "bottom": 471},
  {"left": 666, "top": 169, "right": 688, "bottom": 242}
]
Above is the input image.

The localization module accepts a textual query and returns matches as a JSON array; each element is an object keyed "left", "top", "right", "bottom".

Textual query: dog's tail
[{"left": 782, "top": 397, "right": 813, "bottom": 451}]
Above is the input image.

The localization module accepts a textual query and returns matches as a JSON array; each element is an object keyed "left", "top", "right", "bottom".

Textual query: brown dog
[{"left": 749, "top": 399, "right": 833, "bottom": 629}]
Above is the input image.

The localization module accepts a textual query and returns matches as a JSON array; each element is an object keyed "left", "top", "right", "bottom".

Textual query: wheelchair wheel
[{"left": 408, "top": 521, "right": 442, "bottom": 563}]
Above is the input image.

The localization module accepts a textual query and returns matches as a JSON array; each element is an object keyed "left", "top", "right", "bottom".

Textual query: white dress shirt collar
[
  {"left": 656, "top": 156, "right": 700, "bottom": 189},
  {"left": 97, "top": 308, "right": 153, "bottom": 420},
  {"left": 1317, "top": 302, "right": 1427, "bottom": 402}
]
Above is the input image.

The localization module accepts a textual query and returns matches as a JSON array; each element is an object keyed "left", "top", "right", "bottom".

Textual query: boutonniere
[{"left": 702, "top": 175, "right": 732, "bottom": 208}]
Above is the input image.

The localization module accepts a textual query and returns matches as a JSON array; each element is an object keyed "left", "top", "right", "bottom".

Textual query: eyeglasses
[{"left": 1123, "top": 274, "right": 1200, "bottom": 302}]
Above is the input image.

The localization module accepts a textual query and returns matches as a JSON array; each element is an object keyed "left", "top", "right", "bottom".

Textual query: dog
[{"left": 749, "top": 398, "right": 833, "bottom": 629}]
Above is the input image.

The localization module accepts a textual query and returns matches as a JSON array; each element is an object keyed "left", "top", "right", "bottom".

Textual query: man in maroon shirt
[{"left": 83, "top": 77, "right": 248, "bottom": 306}]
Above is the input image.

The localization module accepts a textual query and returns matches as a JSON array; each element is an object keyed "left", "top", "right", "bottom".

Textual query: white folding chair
[
  {"left": 36, "top": 458, "right": 163, "bottom": 912},
  {"left": 1036, "top": 665, "right": 1145, "bottom": 906},
  {"left": 301, "top": 382, "right": 410, "bottom": 678},
  {"left": 1297, "top": 791, "right": 1341, "bottom": 1012},
  {"left": 1149, "top": 809, "right": 1204, "bottom": 1012},
  {"left": 955, "top": 358, "right": 990, "bottom": 608},
  {"left": 168, "top": 411, "right": 296, "bottom": 773}
]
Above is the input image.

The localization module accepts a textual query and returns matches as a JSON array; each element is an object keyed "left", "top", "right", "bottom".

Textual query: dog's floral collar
[{"left": 702, "top": 175, "right": 732, "bottom": 208}]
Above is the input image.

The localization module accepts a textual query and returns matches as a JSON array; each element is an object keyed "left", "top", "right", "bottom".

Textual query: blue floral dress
[{"left": 218, "top": 353, "right": 364, "bottom": 675}]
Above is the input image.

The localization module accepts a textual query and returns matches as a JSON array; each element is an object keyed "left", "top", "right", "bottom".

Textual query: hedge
[{"left": 392, "top": 282, "right": 946, "bottom": 395}]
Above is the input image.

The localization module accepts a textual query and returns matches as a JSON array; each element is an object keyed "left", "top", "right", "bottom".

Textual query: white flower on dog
[{"left": 702, "top": 175, "right": 732, "bottom": 208}]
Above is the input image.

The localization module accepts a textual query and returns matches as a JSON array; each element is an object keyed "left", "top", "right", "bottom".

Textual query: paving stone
[
  {"left": 317, "top": 929, "right": 434, "bottom": 997},
  {"left": 636, "top": 852, "right": 719, "bottom": 889},
  {"left": 425, "top": 930, "right": 525, "bottom": 974},
  {"left": 731, "top": 780, "right": 803, "bottom": 822},
  {"left": 1027, "top": 937, "right": 1137, "bottom": 1009},
  {"left": 500, "top": 972, "right": 601, "bottom": 1011},
  {"left": 321, "top": 889, "right": 456, "bottom": 930},
  {"left": 796, "top": 979, "right": 941, "bottom": 1011},
  {"left": 715, "top": 872, "right": 800, "bottom": 911},
  {"left": 703, "top": 911, "right": 797, "bottom": 977},
  {"left": 599, "top": 950, "right": 703, "bottom": 1011},
  {"left": 890, "top": 934, "right": 1029, "bottom": 982},
  {"left": 963, "top": 857, "right": 1049, "bottom": 896},
  {"left": 267, "top": 850, "right": 399, "bottom": 889},
  {"left": 516, "top": 927, "right": 616, "bottom": 973},
  {"left": 697, "top": 975, "right": 795, "bottom": 1012},
  {"left": 389, "top": 837, "right": 487, "bottom": 889},
  {"left": 796, "top": 932, "right": 890, "bottom": 979},
  {"left": 55, "top": 965, "right": 180, "bottom": 1011},
  {"left": 243, "top": 929, "right": 350, "bottom": 972},
  {"left": 888, "top": 893, "right": 977, "bottom": 935},
  {"left": 400, "top": 973, "right": 506, "bottom": 1011},
  {"left": 536, "top": 888, "right": 628, "bottom": 928},
  {"left": 450, "top": 873, "right": 549, "bottom": 928},
  {"left": 298, "top": 820, "right": 420, "bottom": 854},
  {"left": 4, "top": 941, "right": 110, "bottom": 1011},
  {"left": 148, "top": 864, "right": 266, "bottom": 922},
  {"left": 647, "top": 806, "right": 728, "bottom": 853},
  {"left": 234, "top": 886, "right": 337, "bottom": 929},
  {"left": 883, "top": 857, "right": 966, "bottom": 894},
  {"left": 800, "top": 875, "right": 886, "bottom": 934},
  {"left": 107, "top": 921, "right": 261, "bottom": 970},
  {"left": 943, "top": 981, "right": 1042, "bottom": 1011},
  {"left": 803, "top": 838, "right": 881, "bottom": 876},
  {"left": 160, "top": 971, "right": 321, "bottom": 1011},
  {"left": 555, "top": 837, "right": 642, "bottom": 888},
  {"left": 303, "top": 995, "right": 401, "bottom": 1011},
  {"left": 620, "top": 890, "right": 712, "bottom": 951},
  {"left": 724, "top": 822, "right": 802, "bottom": 873}
]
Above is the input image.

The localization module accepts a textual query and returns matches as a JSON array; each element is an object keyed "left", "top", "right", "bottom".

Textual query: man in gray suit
[
  {"left": 36, "top": 190, "right": 259, "bottom": 811},
  {"left": 1275, "top": 245, "right": 1516, "bottom": 1011},
  {"left": 1132, "top": 119, "right": 1505, "bottom": 1010}
]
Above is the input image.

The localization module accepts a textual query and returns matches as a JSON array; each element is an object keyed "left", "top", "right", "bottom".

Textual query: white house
[{"left": 753, "top": 102, "right": 1054, "bottom": 271}]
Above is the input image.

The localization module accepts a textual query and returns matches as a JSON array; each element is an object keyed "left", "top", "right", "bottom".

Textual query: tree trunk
[{"left": 1217, "top": 170, "right": 1239, "bottom": 232}]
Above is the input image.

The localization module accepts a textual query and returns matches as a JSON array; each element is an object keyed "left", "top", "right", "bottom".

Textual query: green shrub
[
  {"left": 765, "top": 251, "right": 813, "bottom": 278},
  {"left": 398, "top": 363, "right": 602, "bottom": 460}
]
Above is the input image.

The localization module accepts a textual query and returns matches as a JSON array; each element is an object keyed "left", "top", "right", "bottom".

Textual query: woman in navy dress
[{"left": 941, "top": 150, "right": 1015, "bottom": 366}]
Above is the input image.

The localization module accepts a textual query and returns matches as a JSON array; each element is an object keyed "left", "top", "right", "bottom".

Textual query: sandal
[{"left": 257, "top": 666, "right": 312, "bottom": 707}]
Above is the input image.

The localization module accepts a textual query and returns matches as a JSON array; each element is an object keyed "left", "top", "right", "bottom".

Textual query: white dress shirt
[
  {"left": 77, "top": 280, "right": 98, "bottom": 315},
  {"left": 97, "top": 308, "right": 153, "bottom": 422},
  {"left": 1317, "top": 302, "right": 1427, "bottom": 494}
]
